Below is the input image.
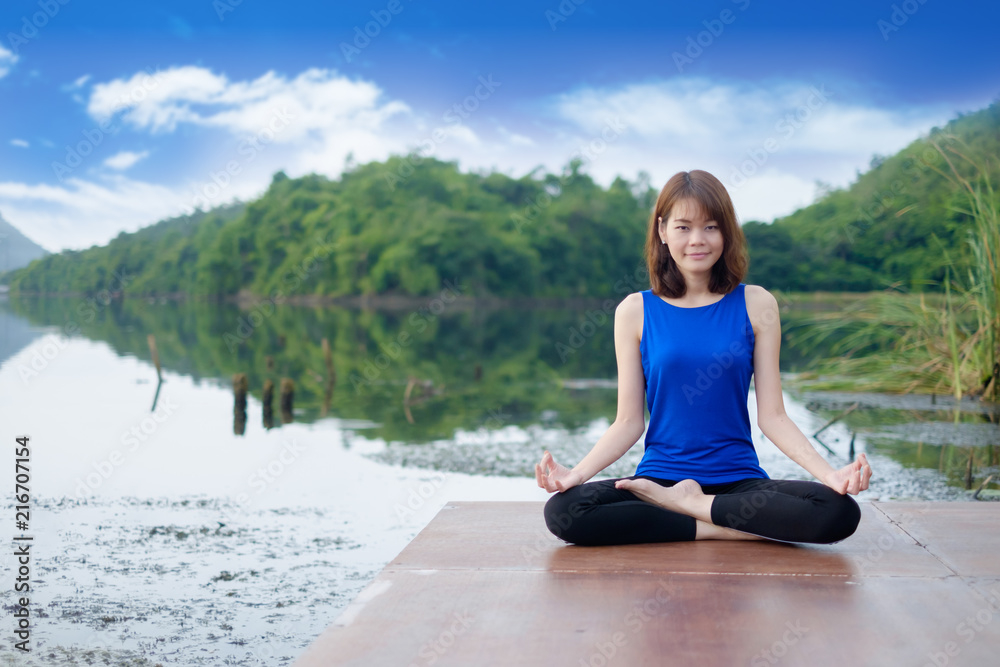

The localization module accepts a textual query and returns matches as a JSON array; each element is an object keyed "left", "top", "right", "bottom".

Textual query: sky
[{"left": 0, "top": 0, "right": 997, "bottom": 252}]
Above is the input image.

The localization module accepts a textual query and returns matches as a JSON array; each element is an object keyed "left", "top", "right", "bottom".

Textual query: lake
[{"left": 0, "top": 293, "right": 996, "bottom": 665}]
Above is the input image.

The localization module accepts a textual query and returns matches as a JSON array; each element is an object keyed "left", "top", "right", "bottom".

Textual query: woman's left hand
[{"left": 824, "top": 453, "right": 872, "bottom": 495}]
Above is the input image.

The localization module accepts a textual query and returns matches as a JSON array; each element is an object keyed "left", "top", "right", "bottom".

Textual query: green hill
[
  {"left": 7, "top": 100, "right": 999, "bottom": 298},
  {"left": 7, "top": 159, "right": 651, "bottom": 299},
  {"left": 743, "top": 101, "right": 1000, "bottom": 291}
]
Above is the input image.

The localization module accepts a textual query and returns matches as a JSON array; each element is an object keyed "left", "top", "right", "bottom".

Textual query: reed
[{"left": 789, "top": 138, "right": 999, "bottom": 401}]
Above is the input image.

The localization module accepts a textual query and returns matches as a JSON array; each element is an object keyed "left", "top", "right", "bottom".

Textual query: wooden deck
[{"left": 293, "top": 501, "right": 1000, "bottom": 666}]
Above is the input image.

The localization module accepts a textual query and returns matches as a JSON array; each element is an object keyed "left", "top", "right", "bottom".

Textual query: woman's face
[{"left": 660, "top": 198, "right": 724, "bottom": 274}]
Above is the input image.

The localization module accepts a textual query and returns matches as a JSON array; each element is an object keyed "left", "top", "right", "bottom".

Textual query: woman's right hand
[{"left": 535, "top": 450, "right": 583, "bottom": 493}]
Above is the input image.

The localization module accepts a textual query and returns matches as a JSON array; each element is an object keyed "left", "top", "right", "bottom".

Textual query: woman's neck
[{"left": 680, "top": 271, "right": 714, "bottom": 297}]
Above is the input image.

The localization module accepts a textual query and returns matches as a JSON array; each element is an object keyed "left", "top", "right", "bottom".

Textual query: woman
[{"left": 536, "top": 170, "right": 871, "bottom": 546}]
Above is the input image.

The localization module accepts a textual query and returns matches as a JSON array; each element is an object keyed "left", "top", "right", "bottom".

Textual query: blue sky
[{"left": 0, "top": 0, "right": 997, "bottom": 252}]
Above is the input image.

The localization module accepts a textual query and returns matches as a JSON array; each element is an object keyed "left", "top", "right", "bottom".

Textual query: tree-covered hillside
[
  {"left": 743, "top": 101, "right": 1000, "bottom": 291},
  {"left": 9, "top": 159, "right": 652, "bottom": 298},
  {"left": 8, "top": 100, "right": 999, "bottom": 297}
]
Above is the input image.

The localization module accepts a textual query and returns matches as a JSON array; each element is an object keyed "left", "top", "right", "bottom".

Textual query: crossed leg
[{"left": 544, "top": 475, "right": 861, "bottom": 546}]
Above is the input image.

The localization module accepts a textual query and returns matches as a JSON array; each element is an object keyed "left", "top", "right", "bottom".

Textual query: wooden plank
[
  {"left": 876, "top": 502, "right": 1000, "bottom": 576},
  {"left": 389, "top": 502, "right": 953, "bottom": 578},
  {"left": 295, "top": 571, "right": 1000, "bottom": 666},
  {"left": 293, "top": 501, "right": 1000, "bottom": 667}
]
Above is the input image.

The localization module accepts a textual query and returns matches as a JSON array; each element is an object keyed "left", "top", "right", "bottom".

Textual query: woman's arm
[
  {"left": 536, "top": 292, "right": 647, "bottom": 491},
  {"left": 746, "top": 285, "right": 872, "bottom": 494}
]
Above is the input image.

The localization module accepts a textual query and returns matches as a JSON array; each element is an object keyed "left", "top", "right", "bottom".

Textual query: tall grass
[{"left": 790, "top": 138, "right": 999, "bottom": 402}]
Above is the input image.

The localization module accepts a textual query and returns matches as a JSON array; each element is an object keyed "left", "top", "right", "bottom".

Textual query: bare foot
[
  {"left": 615, "top": 478, "right": 713, "bottom": 523},
  {"left": 694, "top": 520, "right": 765, "bottom": 541}
]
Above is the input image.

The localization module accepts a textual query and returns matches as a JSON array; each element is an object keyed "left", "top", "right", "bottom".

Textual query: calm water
[{"left": 0, "top": 294, "right": 996, "bottom": 665}]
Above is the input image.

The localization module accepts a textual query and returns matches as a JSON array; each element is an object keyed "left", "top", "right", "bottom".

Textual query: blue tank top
[{"left": 635, "top": 283, "right": 769, "bottom": 484}]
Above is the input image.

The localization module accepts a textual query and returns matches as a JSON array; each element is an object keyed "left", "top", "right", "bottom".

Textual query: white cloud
[
  {"left": 554, "top": 79, "right": 949, "bottom": 156},
  {"left": 1, "top": 66, "right": 436, "bottom": 251},
  {"left": 0, "top": 175, "right": 189, "bottom": 252},
  {"left": 72, "top": 74, "right": 91, "bottom": 88},
  {"left": 551, "top": 77, "right": 955, "bottom": 220},
  {"left": 10, "top": 139, "right": 29, "bottom": 148},
  {"left": 87, "top": 66, "right": 410, "bottom": 142},
  {"left": 498, "top": 126, "right": 535, "bottom": 147},
  {"left": 2, "top": 68, "right": 967, "bottom": 253},
  {"left": 103, "top": 150, "right": 150, "bottom": 170},
  {"left": 0, "top": 44, "right": 18, "bottom": 79}
]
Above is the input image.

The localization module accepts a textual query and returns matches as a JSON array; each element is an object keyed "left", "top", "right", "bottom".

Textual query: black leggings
[{"left": 543, "top": 475, "right": 861, "bottom": 546}]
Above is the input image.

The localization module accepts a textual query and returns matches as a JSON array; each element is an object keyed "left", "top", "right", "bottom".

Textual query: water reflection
[
  {"left": 3, "top": 295, "right": 625, "bottom": 441},
  {"left": 2, "top": 294, "right": 996, "bottom": 496}
]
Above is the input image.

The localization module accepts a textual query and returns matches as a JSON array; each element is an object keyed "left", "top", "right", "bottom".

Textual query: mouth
[{"left": 687, "top": 252, "right": 709, "bottom": 259}]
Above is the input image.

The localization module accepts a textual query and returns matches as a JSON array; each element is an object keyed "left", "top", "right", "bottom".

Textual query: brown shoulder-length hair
[{"left": 644, "top": 170, "right": 748, "bottom": 298}]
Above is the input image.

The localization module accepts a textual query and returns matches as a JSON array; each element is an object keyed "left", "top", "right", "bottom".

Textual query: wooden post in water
[
  {"left": 812, "top": 401, "right": 858, "bottom": 438},
  {"left": 233, "top": 373, "right": 248, "bottom": 435},
  {"left": 322, "top": 337, "right": 336, "bottom": 416},
  {"left": 322, "top": 337, "right": 335, "bottom": 381},
  {"left": 262, "top": 379, "right": 275, "bottom": 430},
  {"left": 147, "top": 334, "right": 163, "bottom": 411},
  {"left": 147, "top": 334, "right": 162, "bottom": 381},
  {"left": 966, "top": 448, "right": 975, "bottom": 490},
  {"left": 973, "top": 474, "right": 996, "bottom": 500},
  {"left": 280, "top": 378, "right": 295, "bottom": 424}
]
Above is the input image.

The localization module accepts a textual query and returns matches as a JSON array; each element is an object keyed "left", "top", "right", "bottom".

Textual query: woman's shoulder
[
  {"left": 618, "top": 290, "right": 646, "bottom": 307},
  {"left": 742, "top": 284, "right": 780, "bottom": 326},
  {"left": 615, "top": 292, "right": 645, "bottom": 334}
]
